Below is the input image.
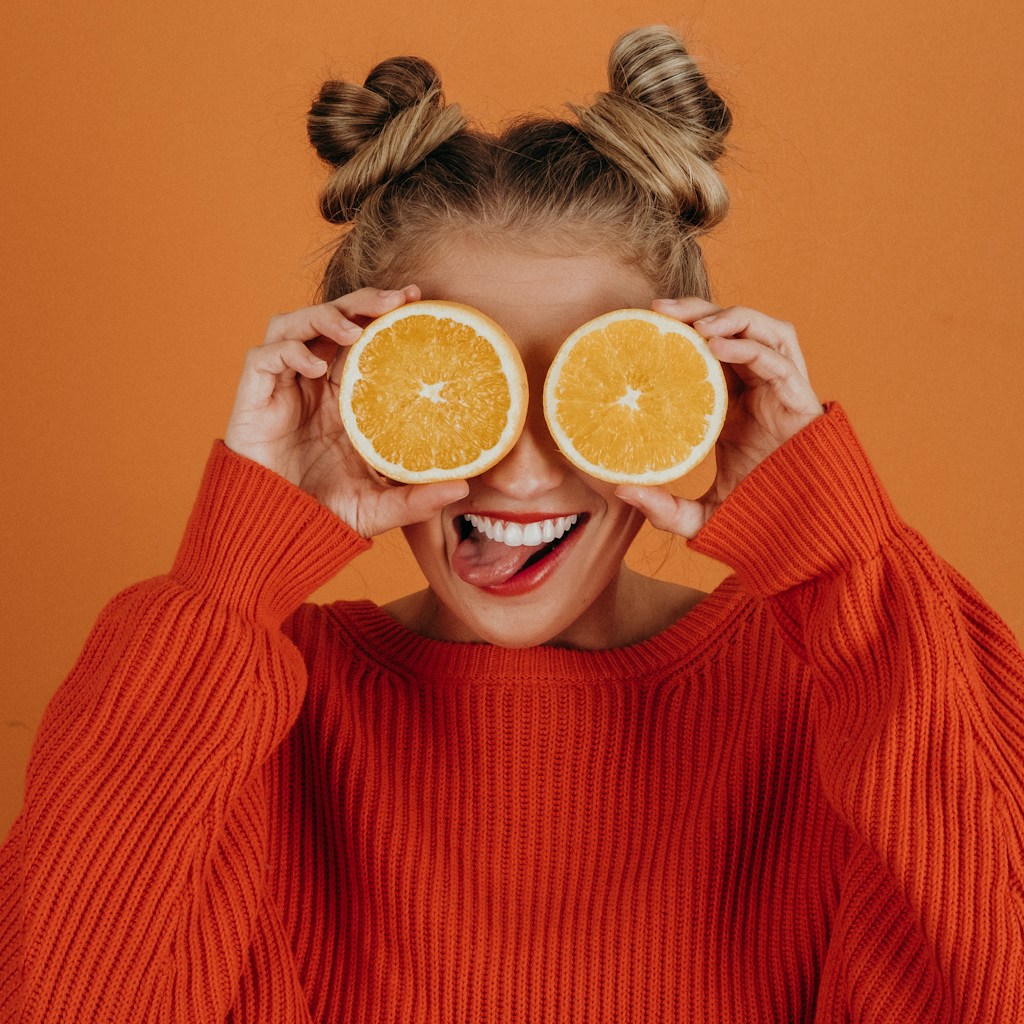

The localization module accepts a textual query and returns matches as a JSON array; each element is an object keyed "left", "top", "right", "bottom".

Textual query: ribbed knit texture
[{"left": 2, "top": 407, "right": 1023, "bottom": 1023}]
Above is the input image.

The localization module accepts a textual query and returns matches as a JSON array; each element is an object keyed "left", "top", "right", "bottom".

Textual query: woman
[{"left": 2, "top": 25, "right": 1022, "bottom": 1023}]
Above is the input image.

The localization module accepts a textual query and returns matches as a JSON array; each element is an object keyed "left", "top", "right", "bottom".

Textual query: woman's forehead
[{"left": 411, "top": 240, "right": 656, "bottom": 349}]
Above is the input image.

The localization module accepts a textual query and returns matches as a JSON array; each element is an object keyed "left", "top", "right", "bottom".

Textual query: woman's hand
[
  {"left": 616, "top": 298, "right": 824, "bottom": 539},
  {"left": 224, "top": 285, "right": 468, "bottom": 537}
]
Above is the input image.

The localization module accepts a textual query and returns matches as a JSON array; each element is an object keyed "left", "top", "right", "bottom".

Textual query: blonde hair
[{"left": 307, "top": 26, "right": 731, "bottom": 300}]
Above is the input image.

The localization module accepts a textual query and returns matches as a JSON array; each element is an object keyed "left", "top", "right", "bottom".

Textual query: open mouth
[{"left": 451, "top": 512, "right": 587, "bottom": 592}]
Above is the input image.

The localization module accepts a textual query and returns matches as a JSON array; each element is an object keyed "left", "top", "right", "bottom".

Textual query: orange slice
[
  {"left": 543, "top": 308, "right": 728, "bottom": 485},
  {"left": 339, "top": 300, "right": 528, "bottom": 483}
]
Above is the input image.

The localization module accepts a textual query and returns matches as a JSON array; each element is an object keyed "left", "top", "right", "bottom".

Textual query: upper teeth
[{"left": 464, "top": 513, "right": 579, "bottom": 548}]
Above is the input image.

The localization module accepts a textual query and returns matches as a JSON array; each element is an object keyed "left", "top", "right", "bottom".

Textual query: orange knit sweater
[{"left": 2, "top": 405, "right": 1022, "bottom": 1022}]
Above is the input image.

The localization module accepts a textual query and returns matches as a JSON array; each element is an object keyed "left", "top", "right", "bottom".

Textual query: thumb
[
  {"left": 371, "top": 479, "right": 470, "bottom": 534},
  {"left": 616, "top": 485, "right": 708, "bottom": 540}
]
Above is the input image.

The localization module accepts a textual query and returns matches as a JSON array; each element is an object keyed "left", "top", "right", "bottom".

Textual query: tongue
[{"left": 451, "top": 531, "right": 549, "bottom": 588}]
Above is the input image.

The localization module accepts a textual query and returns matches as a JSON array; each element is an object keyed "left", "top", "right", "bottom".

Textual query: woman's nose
[{"left": 478, "top": 415, "right": 565, "bottom": 500}]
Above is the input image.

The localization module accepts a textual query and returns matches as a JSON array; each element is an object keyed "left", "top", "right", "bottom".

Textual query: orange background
[{"left": 2, "top": 0, "right": 1022, "bottom": 837}]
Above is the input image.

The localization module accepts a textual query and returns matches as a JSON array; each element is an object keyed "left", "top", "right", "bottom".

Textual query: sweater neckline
[{"left": 324, "top": 575, "right": 749, "bottom": 684}]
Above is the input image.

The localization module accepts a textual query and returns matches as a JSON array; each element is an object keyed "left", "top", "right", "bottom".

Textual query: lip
[
  {"left": 459, "top": 510, "right": 581, "bottom": 524},
  {"left": 450, "top": 510, "right": 589, "bottom": 598}
]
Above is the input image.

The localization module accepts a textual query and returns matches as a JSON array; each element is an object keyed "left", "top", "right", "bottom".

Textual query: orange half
[
  {"left": 339, "top": 300, "right": 528, "bottom": 484},
  {"left": 543, "top": 308, "right": 728, "bottom": 485}
]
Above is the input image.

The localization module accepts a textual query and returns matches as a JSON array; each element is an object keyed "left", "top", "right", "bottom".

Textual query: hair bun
[
  {"left": 308, "top": 56, "right": 467, "bottom": 223},
  {"left": 573, "top": 25, "right": 732, "bottom": 231}
]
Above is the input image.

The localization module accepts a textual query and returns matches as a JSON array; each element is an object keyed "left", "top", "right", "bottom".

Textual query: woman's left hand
[{"left": 615, "top": 298, "right": 824, "bottom": 539}]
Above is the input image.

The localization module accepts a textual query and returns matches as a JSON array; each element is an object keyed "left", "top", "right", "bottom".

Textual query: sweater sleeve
[
  {"left": 0, "top": 442, "right": 370, "bottom": 1023},
  {"left": 689, "top": 404, "right": 1024, "bottom": 1023}
]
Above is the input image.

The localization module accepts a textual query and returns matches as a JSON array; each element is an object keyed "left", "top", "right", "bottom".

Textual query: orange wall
[{"left": 3, "top": 0, "right": 1022, "bottom": 836}]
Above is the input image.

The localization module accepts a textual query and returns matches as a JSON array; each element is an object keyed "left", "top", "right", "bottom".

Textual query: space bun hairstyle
[
  {"left": 309, "top": 26, "right": 731, "bottom": 301},
  {"left": 308, "top": 56, "right": 468, "bottom": 224},
  {"left": 572, "top": 25, "right": 731, "bottom": 232}
]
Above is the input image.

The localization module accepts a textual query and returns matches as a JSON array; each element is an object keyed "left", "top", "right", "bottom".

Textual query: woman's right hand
[{"left": 224, "top": 286, "right": 469, "bottom": 538}]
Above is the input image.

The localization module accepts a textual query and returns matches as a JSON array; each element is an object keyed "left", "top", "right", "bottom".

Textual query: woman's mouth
[{"left": 450, "top": 512, "right": 587, "bottom": 594}]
